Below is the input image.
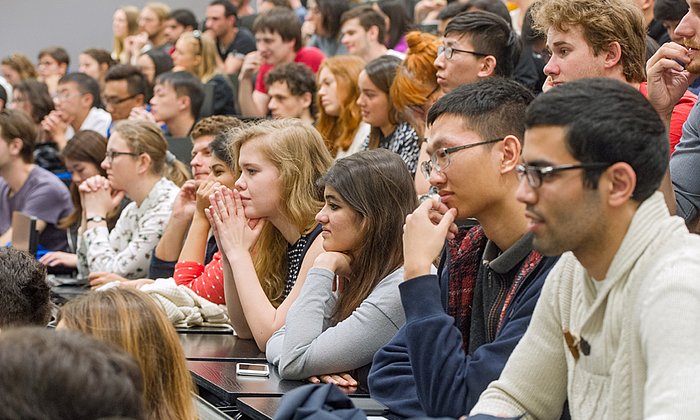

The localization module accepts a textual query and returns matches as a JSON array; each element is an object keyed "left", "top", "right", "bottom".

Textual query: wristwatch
[{"left": 86, "top": 215, "right": 106, "bottom": 223}]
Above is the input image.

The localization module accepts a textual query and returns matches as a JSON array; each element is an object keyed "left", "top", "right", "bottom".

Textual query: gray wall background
[{"left": 0, "top": 0, "right": 211, "bottom": 68}]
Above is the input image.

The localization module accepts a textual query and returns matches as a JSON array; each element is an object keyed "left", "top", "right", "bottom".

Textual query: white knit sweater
[{"left": 470, "top": 192, "right": 700, "bottom": 419}]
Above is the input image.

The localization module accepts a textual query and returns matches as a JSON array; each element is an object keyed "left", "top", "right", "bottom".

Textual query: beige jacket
[{"left": 470, "top": 193, "right": 700, "bottom": 419}]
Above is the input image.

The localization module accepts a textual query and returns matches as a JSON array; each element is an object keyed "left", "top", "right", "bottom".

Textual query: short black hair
[
  {"left": 0, "top": 247, "right": 50, "bottom": 328},
  {"left": 156, "top": 71, "right": 205, "bottom": 118},
  {"left": 444, "top": 11, "right": 521, "bottom": 78},
  {"left": 58, "top": 72, "right": 101, "bottom": 108},
  {"left": 105, "top": 64, "right": 148, "bottom": 97},
  {"left": 0, "top": 327, "right": 144, "bottom": 419},
  {"left": 437, "top": 2, "right": 471, "bottom": 21},
  {"left": 209, "top": 0, "right": 238, "bottom": 18},
  {"left": 427, "top": 77, "right": 534, "bottom": 141},
  {"left": 463, "top": 0, "right": 512, "bottom": 27},
  {"left": 525, "top": 78, "right": 668, "bottom": 201},
  {"left": 168, "top": 8, "right": 198, "bottom": 29},
  {"left": 654, "top": 0, "right": 688, "bottom": 22}
]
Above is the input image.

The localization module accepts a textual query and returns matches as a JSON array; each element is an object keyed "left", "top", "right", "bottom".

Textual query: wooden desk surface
[
  {"left": 188, "top": 360, "right": 305, "bottom": 403},
  {"left": 179, "top": 333, "right": 265, "bottom": 362}
]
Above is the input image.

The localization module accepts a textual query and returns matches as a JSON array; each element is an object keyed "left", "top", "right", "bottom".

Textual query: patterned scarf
[{"left": 447, "top": 226, "right": 488, "bottom": 351}]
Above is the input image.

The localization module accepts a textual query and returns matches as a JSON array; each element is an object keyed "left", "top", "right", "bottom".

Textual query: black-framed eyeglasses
[
  {"left": 437, "top": 45, "right": 489, "bottom": 60},
  {"left": 105, "top": 150, "right": 139, "bottom": 163},
  {"left": 516, "top": 163, "right": 611, "bottom": 188},
  {"left": 420, "top": 137, "right": 503, "bottom": 179},
  {"left": 101, "top": 94, "right": 139, "bottom": 106}
]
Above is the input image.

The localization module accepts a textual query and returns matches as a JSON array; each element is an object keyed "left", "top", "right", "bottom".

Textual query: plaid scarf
[{"left": 447, "top": 226, "right": 488, "bottom": 351}]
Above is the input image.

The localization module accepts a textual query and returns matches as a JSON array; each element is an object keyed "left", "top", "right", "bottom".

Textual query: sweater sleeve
[
  {"left": 640, "top": 244, "right": 700, "bottom": 418},
  {"left": 401, "top": 260, "right": 550, "bottom": 418},
  {"left": 174, "top": 252, "right": 225, "bottom": 304},
  {"left": 470, "top": 259, "right": 569, "bottom": 420},
  {"left": 269, "top": 267, "right": 405, "bottom": 380},
  {"left": 670, "top": 100, "right": 700, "bottom": 222}
]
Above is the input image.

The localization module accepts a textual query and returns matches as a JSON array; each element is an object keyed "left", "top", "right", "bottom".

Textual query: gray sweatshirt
[{"left": 266, "top": 266, "right": 405, "bottom": 380}]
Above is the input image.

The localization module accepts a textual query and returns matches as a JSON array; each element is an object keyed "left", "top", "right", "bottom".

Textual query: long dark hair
[
  {"left": 59, "top": 130, "right": 121, "bottom": 230},
  {"left": 364, "top": 55, "right": 402, "bottom": 149},
  {"left": 319, "top": 149, "right": 418, "bottom": 322},
  {"left": 375, "top": 0, "right": 411, "bottom": 49},
  {"left": 14, "top": 79, "right": 53, "bottom": 123}
]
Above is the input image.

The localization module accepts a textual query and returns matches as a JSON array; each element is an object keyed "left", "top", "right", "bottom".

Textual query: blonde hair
[
  {"left": 315, "top": 55, "right": 366, "bottom": 156},
  {"left": 531, "top": 0, "right": 646, "bottom": 83},
  {"left": 112, "top": 6, "right": 140, "bottom": 62},
  {"left": 390, "top": 31, "right": 440, "bottom": 113},
  {"left": 111, "top": 120, "right": 191, "bottom": 186},
  {"left": 1, "top": 53, "right": 38, "bottom": 82},
  {"left": 143, "top": 2, "right": 171, "bottom": 22},
  {"left": 227, "top": 119, "right": 333, "bottom": 305},
  {"left": 58, "top": 288, "right": 196, "bottom": 420},
  {"left": 179, "top": 32, "right": 219, "bottom": 83}
]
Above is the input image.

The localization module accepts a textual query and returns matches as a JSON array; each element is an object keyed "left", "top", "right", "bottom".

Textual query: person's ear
[
  {"left": 301, "top": 92, "right": 313, "bottom": 109},
  {"left": 368, "top": 25, "right": 379, "bottom": 42},
  {"left": 136, "top": 152, "right": 153, "bottom": 175},
  {"left": 177, "top": 95, "right": 191, "bottom": 113},
  {"left": 603, "top": 161, "right": 636, "bottom": 207},
  {"left": 7, "top": 138, "right": 24, "bottom": 156},
  {"left": 81, "top": 93, "right": 94, "bottom": 109},
  {"left": 602, "top": 41, "right": 622, "bottom": 70},
  {"left": 477, "top": 56, "right": 497, "bottom": 78},
  {"left": 498, "top": 135, "right": 522, "bottom": 174}
]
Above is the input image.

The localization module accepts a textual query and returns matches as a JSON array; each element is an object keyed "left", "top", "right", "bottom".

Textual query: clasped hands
[
  {"left": 204, "top": 186, "right": 265, "bottom": 257},
  {"left": 78, "top": 175, "right": 125, "bottom": 219}
]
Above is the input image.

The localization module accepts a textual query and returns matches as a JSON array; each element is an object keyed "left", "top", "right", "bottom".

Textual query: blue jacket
[{"left": 368, "top": 232, "right": 558, "bottom": 418}]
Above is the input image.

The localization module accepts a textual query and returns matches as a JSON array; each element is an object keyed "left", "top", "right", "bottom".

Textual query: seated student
[
  {"left": 0, "top": 328, "right": 144, "bottom": 419},
  {"left": 340, "top": 5, "right": 406, "bottom": 62},
  {"left": 304, "top": 0, "right": 350, "bottom": 57},
  {"left": 79, "top": 48, "right": 116, "bottom": 92},
  {"left": 37, "top": 46, "right": 69, "bottom": 95},
  {"left": 469, "top": 78, "right": 700, "bottom": 420},
  {"left": 266, "top": 149, "right": 414, "bottom": 383},
  {"left": 103, "top": 64, "right": 148, "bottom": 123},
  {"left": 358, "top": 55, "right": 420, "bottom": 176},
  {"left": 173, "top": 134, "right": 236, "bottom": 303},
  {"left": 58, "top": 288, "right": 196, "bottom": 420},
  {"left": 0, "top": 247, "right": 51, "bottom": 330},
  {"left": 135, "top": 48, "right": 174, "bottom": 88},
  {"left": 172, "top": 31, "right": 237, "bottom": 117},
  {"left": 147, "top": 71, "right": 205, "bottom": 163},
  {"left": 205, "top": 119, "right": 333, "bottom": 350},
  {"left": 39, "top": 131, "right": 127, "bottom": 273},
  {"left": 76, "top": 120, "right": 189, "bottom": 281},
  {"left": 11, "top": 79, "right": 64, "bottom": 173},
  {"left": 163, "top": 8, "right": 198, "bottom": 46},
  {"left": 238, "top": 7, "right": 325, "bottom": 117},
  {"left": 316, "top": 55, "right": 370, "bottom": 159},
  {"left": 265, "top": 62, "right": 318, "bottom": 125},
  {"left": 0, "top": 109, "right": 73, "bottom": 251},
  {"left": 41, "top": 73, "right": 112, "bottom": 151},
  {"left": 1, "top": 52, "right": 38, "bottom": 86},
  {"left": 368, "top": 78, "right": 559, "bottom": 418},
  {"left": 149, "top": 115, "right": 242, "bottom": 279}
]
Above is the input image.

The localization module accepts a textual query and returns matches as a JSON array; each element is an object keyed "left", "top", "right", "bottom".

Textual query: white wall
[{"left": 0, "top": 0, "right": 211, "bottom": 69}]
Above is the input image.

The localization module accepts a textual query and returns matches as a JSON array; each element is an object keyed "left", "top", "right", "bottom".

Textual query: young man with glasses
[
  {"left": 434, "top": 11, "right": 520, "bottom": 94},
  {"left": 367, "top": 78, "right": 559, "bottom": 418},
  {"left": 103, "top": 65, "right": 148, "bottom": 124},
  {"left": 469, "top": 77, "right": 700, "bottom": 419}
]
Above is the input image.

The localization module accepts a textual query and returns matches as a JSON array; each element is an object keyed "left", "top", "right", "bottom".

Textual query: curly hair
[{"left": 531, "top": 0, "right": 646, "bottom": 83}]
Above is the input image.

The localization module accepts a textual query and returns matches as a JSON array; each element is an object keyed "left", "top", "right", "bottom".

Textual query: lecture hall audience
[{"left": 3, "top": 0, "right": 700, "bottom": 417}]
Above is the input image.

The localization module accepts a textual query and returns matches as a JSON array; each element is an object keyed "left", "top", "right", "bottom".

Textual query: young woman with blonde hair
[
  {"left": 77, "top": 120, "right": 189, "bottom": 281},
  {"left": 58, "top": 288, "right": 196, "bottom": 420},
  {"left": 112, "top": 5, "right": 141, "bottom": 64},
  {"left": 206, "top": 119, "right": 333, "bottom": 350},
  {"left": 172, "top": 31, "right": 236, "bottom": 117},
  {"left": 315, "top": 55, "right": 370, "bottom": 158}
]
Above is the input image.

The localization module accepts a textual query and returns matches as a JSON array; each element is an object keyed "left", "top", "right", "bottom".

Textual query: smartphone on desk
[{"left": 236, "top": 363, "right": 270, "bottom": 377}]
